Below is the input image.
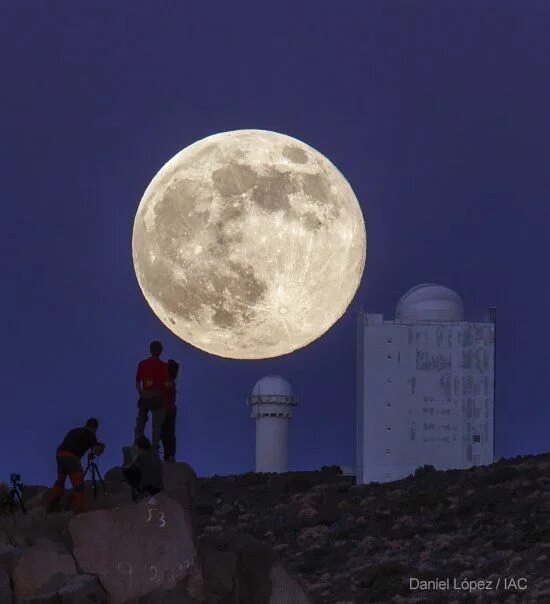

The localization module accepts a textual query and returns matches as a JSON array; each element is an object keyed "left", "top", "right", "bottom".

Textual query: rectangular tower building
[{"left": 356, "top": 284, "right": 496, "bottom": 484}]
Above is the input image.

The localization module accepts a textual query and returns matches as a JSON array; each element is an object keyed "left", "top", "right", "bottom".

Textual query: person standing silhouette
[
  {"left": 161, "top": 359, "right": 180, "bottom": 462},
  {"left": 134, "top": 341, "right": 170, "bottom": 452}
]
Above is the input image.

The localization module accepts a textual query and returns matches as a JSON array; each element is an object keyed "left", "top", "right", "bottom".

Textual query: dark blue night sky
[{"left": 1, "top": 2, "right": 549, "bottom": 485}]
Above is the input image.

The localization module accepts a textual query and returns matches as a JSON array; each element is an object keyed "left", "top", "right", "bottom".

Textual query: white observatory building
[
  {"left": 247, "top": 375, "right": 298, "bottom": 473},
  {"left": 356, "top": 283, "right": 496, "bottom": 484}
]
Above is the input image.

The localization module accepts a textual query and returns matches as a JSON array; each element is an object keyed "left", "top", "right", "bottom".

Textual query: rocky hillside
[
  {"left": 195, "top": 453, "right": 550, "bottom": 603},
  {"left": 0, "top": 453, "right": 548, "bottom": 603}
]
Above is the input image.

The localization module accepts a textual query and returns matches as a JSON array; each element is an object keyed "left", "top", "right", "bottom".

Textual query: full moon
[{"left": 132, "top": 130, "right": 367, "bottom": 359}]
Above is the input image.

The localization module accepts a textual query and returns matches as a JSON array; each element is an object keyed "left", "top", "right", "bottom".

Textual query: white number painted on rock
[
  {"left": 117, "top": 561, "right": 133, "bottom": 590},
  {"left": 169, "top": 560, "right": 192, "bottom": 582},
  {"left": 149, "top": 565, "right": 162, "bottom": 583},
  {"left": 146, "top": 508, "right": 167, "bottom": 528},
  {"left": 179, "top": 559, "right": 192, "bottom": 572}
]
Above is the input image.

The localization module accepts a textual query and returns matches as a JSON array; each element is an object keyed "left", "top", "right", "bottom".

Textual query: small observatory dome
[
  {"left": 252, "top": 375, "right": 294, "bottom": 397},
  {"left": 396, "top": 283, "right": 464, "bottom": 322},
  {"left": 249, "top": 375, "right": 297, "bottom": 474}
]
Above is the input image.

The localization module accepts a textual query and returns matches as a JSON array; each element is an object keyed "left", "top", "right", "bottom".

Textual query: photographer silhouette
[{"left": 46, "top": 418, "right": 105, "bottom": 514}]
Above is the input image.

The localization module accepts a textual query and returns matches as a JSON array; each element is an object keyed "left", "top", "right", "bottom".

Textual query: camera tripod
[
  {"left": 83, "top": 453, "right": 108, "bottom": 499},
  {"left": 8, "top": 474, "right": 26, "bottom": 515}
]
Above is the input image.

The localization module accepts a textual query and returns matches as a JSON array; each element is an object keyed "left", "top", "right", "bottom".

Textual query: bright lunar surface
[{"left": 132, "top": 130, "right": 367, "bottom": 359}]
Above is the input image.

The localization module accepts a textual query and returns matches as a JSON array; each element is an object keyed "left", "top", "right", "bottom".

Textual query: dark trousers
[
  {"left": 134, "top": 395, "right": 166, "bottom": 450},
  {"left": 47, "top": 452, "right": 85, "bottom": 513},
  {"left": 161, "top": 408, "right": 177, "bottom": 460}
]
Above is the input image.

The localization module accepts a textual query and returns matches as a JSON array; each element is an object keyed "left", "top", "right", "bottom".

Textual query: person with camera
[
  {"left": 46, "top": 418, "right": 105, "bottom": 514},
  {"left": 134, "top": 340, "right": 170, "bottom": 452}
]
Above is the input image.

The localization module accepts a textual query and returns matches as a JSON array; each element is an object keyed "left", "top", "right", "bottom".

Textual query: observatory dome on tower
[
  {"left": 252, "top": 375, "right": 294, "bottom": 398},
  {"left": 357, "top": 282, "right": 495, "bottom": 485},
  {"left": 248, "top": 375, "right": 298, "bottom": 474},
  {"left": 396, "top": 283, "right": 464, "bottom": 322}
]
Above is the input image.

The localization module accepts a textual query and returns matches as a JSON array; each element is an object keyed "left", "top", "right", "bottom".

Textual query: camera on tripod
[
  {"left": 1, "top": 472, "right": 26, "bottom": 515},
  {"left": 84, "top": 449, "right": 108, "bottom": 499}
]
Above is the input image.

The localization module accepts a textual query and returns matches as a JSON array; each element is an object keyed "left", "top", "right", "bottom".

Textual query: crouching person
[
  {"left": 123, "top": 436, "right": 163, "bottom": 499},
  {"left": 46, "top": 417, "right": 105, "bottom": 514}
]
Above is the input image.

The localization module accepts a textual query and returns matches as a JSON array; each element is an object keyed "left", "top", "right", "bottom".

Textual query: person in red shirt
[
  {"left": 134, "top": 340, "right": 170, "bottom": 452},
  {"left": 161, "top": 359, "right": 180, "bottom": 462}
]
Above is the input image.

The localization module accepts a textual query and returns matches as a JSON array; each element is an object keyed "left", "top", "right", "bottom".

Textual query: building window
[
  {"left": 387, "top": 354, "right": 392, "bottom": 359},
  {"left": 387, "top": 338, "right": 392, "bottom": 344},
  {"left": 473, "top": 434, "right": 481, "bottom": 443}
]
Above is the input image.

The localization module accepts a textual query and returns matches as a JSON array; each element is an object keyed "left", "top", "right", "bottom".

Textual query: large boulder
[
  {"left": 11, "top": 544, "right": 77, "bottom": 599},
  {"left": 69, "top": 492, "right": 201, "bottom": 603}
]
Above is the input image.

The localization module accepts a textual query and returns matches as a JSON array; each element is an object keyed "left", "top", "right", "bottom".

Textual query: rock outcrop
[{"left": 0, "top": 459, "right": 310, "bottom": 603}]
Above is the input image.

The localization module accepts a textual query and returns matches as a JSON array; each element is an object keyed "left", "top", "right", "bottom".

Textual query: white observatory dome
[
  {"left": 252, "top": 375, "right": 294, "bottom": 397},
  {"left": 396, "top": 283, "right": 464, "bottom": 322}
]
